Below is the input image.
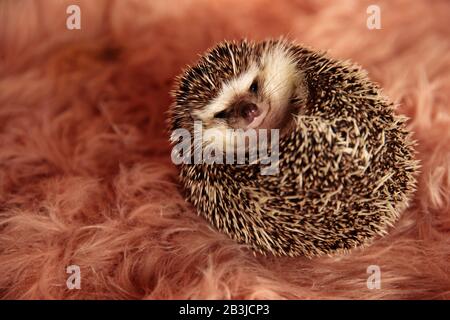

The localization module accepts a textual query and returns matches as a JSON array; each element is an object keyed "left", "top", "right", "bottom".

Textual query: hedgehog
[{"left": 168, "top": 39, "right": 419, "bottom": 257}]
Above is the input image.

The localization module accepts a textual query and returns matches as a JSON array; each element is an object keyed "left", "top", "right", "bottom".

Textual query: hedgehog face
[
  {"left": 172, "top": 40, "right": 308, "bottom": 153},
  {"left": 195, "top": 44, "right": 306, "bottom": 134}
]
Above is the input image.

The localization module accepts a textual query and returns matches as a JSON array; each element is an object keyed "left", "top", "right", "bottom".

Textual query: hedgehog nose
[{"left": 236, "top": 101, "right": 260, "bottom": 123}]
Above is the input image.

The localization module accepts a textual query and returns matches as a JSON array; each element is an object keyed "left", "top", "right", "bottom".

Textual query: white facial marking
[
  {"left": 261, "top": 45, "right": 299, "bottom": 110},
  {"left": 194, "top": 64, "right": 259, "bottom": 122}
]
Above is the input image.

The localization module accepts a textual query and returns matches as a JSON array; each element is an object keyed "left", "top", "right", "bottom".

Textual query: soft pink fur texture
[{"left": 0, "top": 0, "right": 449, "bottom": 299}]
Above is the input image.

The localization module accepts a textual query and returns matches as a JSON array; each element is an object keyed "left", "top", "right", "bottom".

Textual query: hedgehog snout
[
  {"left": 234, "top": 101, "right": 259, "bottom": 123},
  {"left": 231, "top": 99, "right": 269, "bottom": 130}
]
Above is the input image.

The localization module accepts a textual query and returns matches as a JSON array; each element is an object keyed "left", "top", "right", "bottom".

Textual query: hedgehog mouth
[{"left": 245, "top": 104, "right": 269, "bottom": 129}]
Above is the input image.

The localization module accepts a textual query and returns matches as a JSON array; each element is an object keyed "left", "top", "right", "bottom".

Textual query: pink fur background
[{"left": 0, "top": 0, "right": 449, "bottom": 299}]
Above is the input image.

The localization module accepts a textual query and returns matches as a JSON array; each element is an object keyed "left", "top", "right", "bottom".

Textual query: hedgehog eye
[
  {"left": 249, "top": 79, "right": 258, "bottom": 94},
  {"left": 214, "top": 110, "right": 228, "bottom": 119}
]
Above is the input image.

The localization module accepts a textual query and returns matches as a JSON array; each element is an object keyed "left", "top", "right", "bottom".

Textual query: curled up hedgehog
[{"left": 168, "top": 39, "right": 419, "bottom": 257}]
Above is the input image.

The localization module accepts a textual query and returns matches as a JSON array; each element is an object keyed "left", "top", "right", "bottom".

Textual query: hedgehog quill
[{"left": 169, "top": 39, "right": 419, "bottom": 257}]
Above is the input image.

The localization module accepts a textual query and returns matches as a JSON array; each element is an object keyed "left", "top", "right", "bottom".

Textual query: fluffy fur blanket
[{"left": 0, "top": 0, "right": 449, "bottom": 299}]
